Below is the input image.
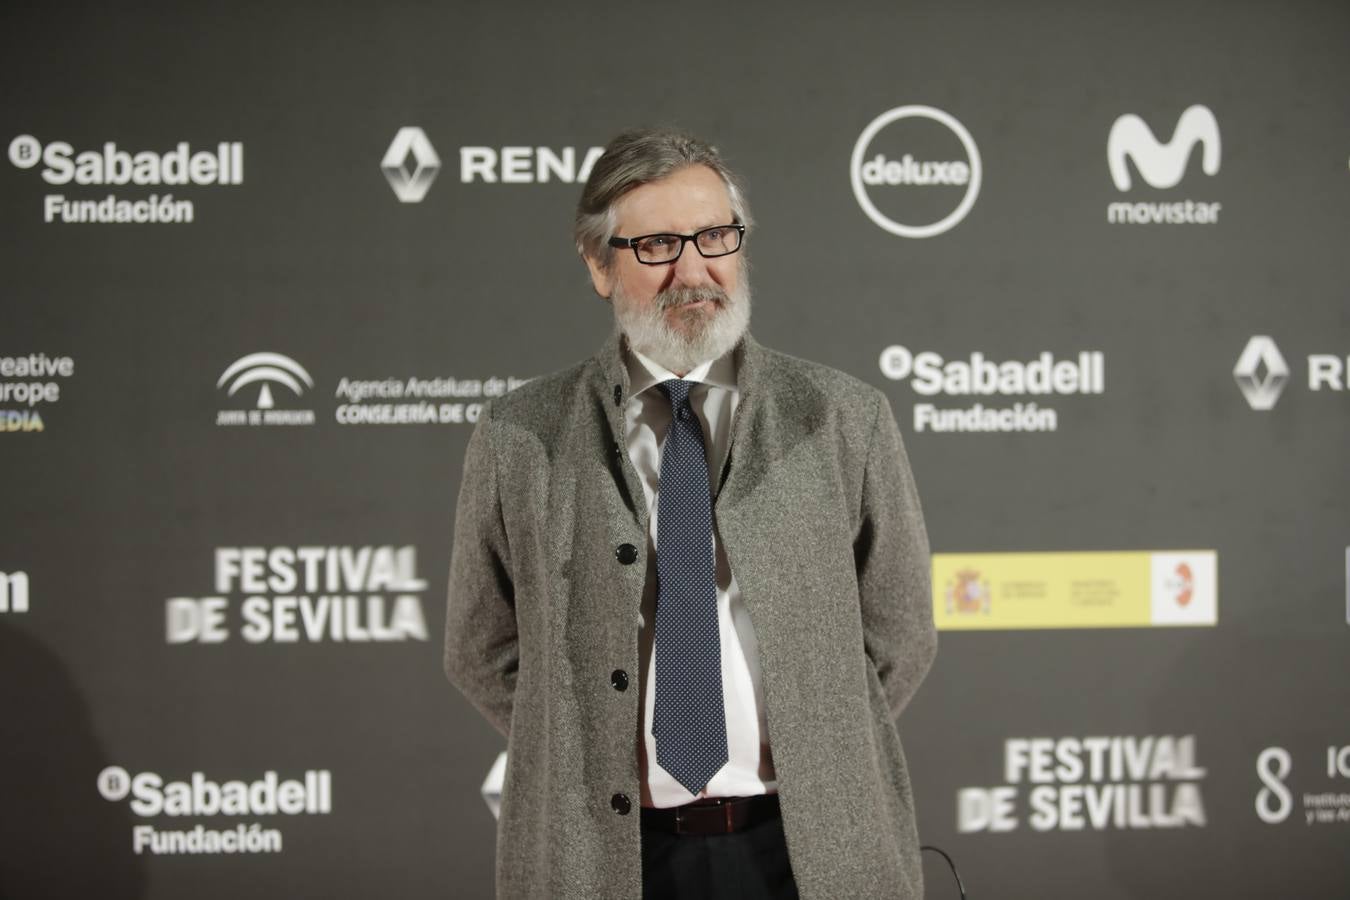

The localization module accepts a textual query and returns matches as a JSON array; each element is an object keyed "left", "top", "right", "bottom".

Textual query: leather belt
[{"left": 640, "top": 794, "right": 780, "bottom": 835}]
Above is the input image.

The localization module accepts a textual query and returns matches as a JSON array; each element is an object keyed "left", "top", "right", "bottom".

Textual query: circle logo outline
[
  {"left": 9, "top": 134, "right": 41, "bottom": 169},
  {"left": 97, "top": 765, "right": 131, "bottom": 801},
  {"left": 850, "top": 106, "right": 982, "bottom": 239}
]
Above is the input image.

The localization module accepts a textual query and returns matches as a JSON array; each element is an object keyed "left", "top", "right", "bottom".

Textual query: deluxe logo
[
  {"left": 0, "top": 570, "right": 29, "bottom": 613},
  {"left": 166, "top": 545, "right": 429, "bottom": 644},
  {"left": 959, "top": 735, "right": 1208, "bottom": 833},
  {"left": 879, "top": 344, "right": 1104, "bottom": 433},
  {"left": 215, "top": 352, "right": 316, "bottom": 427},
  {"left": 1233, "top": 335, "right": 1350, "bottom": 411},
  {"left": 97, "top": 765, "right": 331, "bottom": 857},
  {"left": 8, "top": 134, "right": 241, "bottom": 224},
  {"left": 1106, "top": 104, "right": 1221, "bottom": 225},
  {"left": 850, "top": 106, "right": 981, "bottom": 239},
  {"left": 382, "top": 126, "right": 604, "bottom": 202}
]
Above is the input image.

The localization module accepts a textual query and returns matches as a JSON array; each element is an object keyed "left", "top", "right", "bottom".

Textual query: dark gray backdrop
[{"left": 2, "top": 1, "right": 1348, "bottom": 897}]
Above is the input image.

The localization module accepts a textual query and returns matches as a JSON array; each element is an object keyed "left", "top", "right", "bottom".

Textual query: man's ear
[{"left": 583, "top": 253, "right": 615, "bottom": 300}]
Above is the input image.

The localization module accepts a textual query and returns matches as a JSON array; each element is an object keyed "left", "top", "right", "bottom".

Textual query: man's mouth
[{"left": 662, "top": 291, "right": 725, "bottom": 311}]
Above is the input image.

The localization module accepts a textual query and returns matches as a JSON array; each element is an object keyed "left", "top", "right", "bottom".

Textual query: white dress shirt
[{"left": 622, "top": 344, "right": 778, "bottom": 809}]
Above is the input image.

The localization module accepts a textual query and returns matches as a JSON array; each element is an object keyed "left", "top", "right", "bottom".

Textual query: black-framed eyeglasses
[{"left": 608, "top": 222, "right": 745, "bottom": 265}]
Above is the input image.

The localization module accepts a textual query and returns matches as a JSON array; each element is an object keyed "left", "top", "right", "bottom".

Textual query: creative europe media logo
[
  {"left": 850, "top": 106, "right": 981, "bottom": 238},
  {"left": 0, "top": 353, "right": 75, "bottom": 434}
]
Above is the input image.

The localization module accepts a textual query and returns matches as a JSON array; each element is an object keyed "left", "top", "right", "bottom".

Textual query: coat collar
[
  {"left": 592, "top": 327, "right": 766, "bottom": 504},
  {"left": 623, "top": 345, "right": 739, "bottom": 398},
  {"left": 593, "top": 327, "right": 765, "bottom": 415}
]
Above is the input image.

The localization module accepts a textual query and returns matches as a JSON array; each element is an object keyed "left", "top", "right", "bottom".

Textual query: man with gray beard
[{"left": 445, "top": 127, "right": 936, "bottom": 900}]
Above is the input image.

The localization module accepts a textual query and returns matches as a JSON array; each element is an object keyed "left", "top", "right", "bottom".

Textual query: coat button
[
  {"left": 611, "top": 793, "right": 631, "bottom": 815},
  {"left": 615, "top": 543, "right": 639, "bottom": 565},
  {"left": 611, "top": 669, "right": 629, "bottom": 691}
]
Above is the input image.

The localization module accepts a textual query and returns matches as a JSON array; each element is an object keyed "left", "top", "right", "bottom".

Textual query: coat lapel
[
  {"left": 590, "top": 328, "right": 647, "bottom": 527},
  {"left": 590, "top": 328, "right": 771, "bottom": 511},
  {"left": 714, "top": 332, "right": 775, "bottom": 514}
]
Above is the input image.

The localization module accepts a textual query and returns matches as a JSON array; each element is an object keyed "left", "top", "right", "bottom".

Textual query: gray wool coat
[{"left": 444, "top": 330, "right": 938, "bottom": 899}]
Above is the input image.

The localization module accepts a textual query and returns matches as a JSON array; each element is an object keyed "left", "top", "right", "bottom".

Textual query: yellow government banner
[{"left": 933, "top": 550, "right": 1217, "bottom": 630}]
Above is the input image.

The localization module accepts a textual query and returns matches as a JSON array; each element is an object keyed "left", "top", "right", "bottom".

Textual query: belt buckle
[
  {"left": 674, "top": 803, "right": 696, "bottom": 835},
  {"left": 674, "top": 798, "right": 735, "bottom": 835}
]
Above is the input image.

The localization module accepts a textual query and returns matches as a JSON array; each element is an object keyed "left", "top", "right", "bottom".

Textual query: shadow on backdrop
[{"left": 0, "top": 624, "right": 148, "bottom": 900}]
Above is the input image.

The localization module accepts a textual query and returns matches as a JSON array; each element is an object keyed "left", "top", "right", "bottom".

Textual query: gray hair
[{"left": 574, "top": 127, "right": 752, "bottom": 268}]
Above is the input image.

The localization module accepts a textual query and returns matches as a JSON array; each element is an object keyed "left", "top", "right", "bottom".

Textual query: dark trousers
[{"left": 640, "top": 810, "right": 801, "bottom": 900}]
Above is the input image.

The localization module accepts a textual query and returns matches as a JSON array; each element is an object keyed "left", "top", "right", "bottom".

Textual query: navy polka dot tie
[{"left": 652, "top": 379, "right": 728, "bottom": 796}]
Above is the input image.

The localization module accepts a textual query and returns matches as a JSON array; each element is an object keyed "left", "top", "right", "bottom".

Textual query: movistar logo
[{"left": 1107, "top": 105, "right": 1220, "bottom": 191}]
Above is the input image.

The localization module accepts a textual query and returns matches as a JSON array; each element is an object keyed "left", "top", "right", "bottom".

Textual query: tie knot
[{"left": 659, "top": 379, "right": 693, "bottom": 410}]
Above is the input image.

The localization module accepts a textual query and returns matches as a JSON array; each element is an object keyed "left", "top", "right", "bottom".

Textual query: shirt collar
[{"left": 624, "top": 343, "right": 739, "bottom": 399}]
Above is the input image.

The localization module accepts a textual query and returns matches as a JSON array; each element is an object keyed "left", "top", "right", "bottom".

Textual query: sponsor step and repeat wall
[{"left": 2, "top": 3, "right": 1347, "bottom": 898}]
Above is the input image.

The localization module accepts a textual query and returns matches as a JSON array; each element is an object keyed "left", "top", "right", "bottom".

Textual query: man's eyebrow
[{"left": 657, "top": 219, "right": 735, "bottom": 234}]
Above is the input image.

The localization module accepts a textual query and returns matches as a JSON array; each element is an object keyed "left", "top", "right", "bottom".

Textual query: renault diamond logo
[
  {"left": 1233, "top": 336, "right": 1289, "bottom": 411},
  {"left": 1108, "top": 105, "right": 1220, "bottom": 191},
  {"left": 217, "top": 353, "right": 314, "bottom": 409},
  {"left": 382, "top": 126, "right": 441, "bottom": 203}
]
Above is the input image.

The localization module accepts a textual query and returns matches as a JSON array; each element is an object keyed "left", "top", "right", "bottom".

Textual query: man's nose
[{"left": 670, "top": 239, "right": 715, "bottom": 286}]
